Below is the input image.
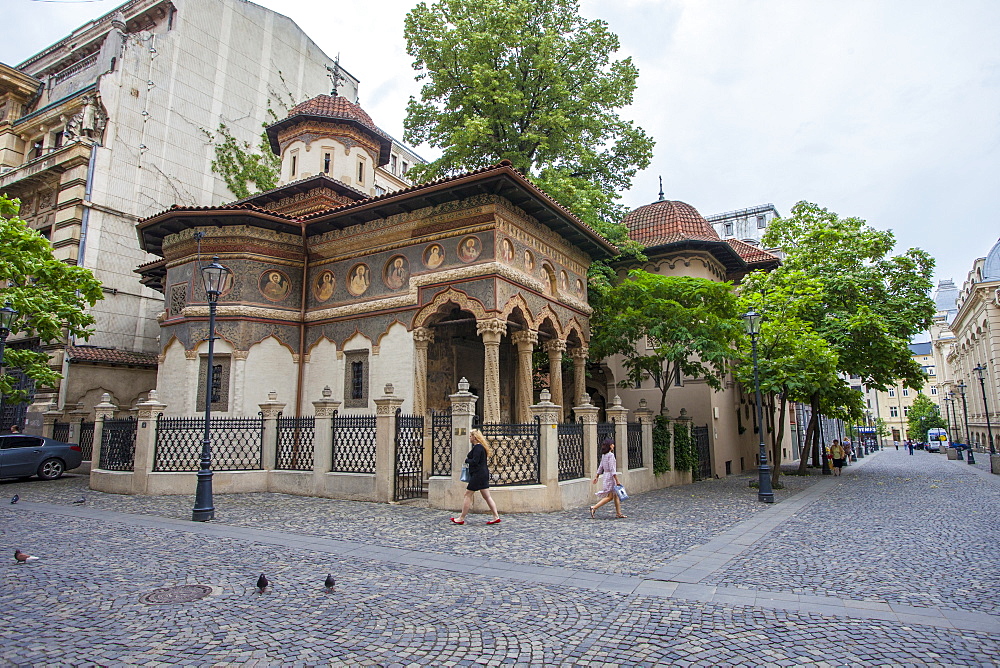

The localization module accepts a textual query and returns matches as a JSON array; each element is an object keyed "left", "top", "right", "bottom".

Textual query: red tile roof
[
  {"left": 66, "top": 346, "right": 158, "bottom": 367},
  {"left": 623, "top": 200, "right": 721, "bottom": 247},
  {"left": 137, "top": 202, "right": 300, "bottom": 224},
  {"left": 724, "top": 238, "right": 781, "bottom": 266},
  {"left": 287, "top": 94, "right": 380, "bottom": 134}
]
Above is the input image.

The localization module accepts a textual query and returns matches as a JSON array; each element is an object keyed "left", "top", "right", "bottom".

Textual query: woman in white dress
[{"left": 590, "top": 437, "right": 626, "bottom": 518}]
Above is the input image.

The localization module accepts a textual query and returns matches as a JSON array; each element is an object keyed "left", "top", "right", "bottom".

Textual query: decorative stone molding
[
  {"left": 412, "top": 327, "right": 435, "bottom": 346},
  {"left": 136, "top": 390, "right": 167, "bottom": 420},
  {"left": 258, "top": 391, "right": 285, "bottom": 419},
  {"left": 312, "top": 385, "right": 342, "bottom": 418},
  {"left": 181, "top": 304, "right": 302, "bottom": 322},
  {"left": 545, "top": 339, "right": 567, "bottom": 355},
  {"left": 529, "top": 389, "right": 561, "bottom": 424},
  {"left": 184, "top": 350, "right": 199, "bottom": 360},
  {"left": 511, "top": 330, "right": 539, "bottom": 347},
  {"left": 232, "top": 350, "right": 249, "bottom": 361},
  {"left": 162, "top": 225, "right": 302, "bottom": 255},
  {"left": 413, "top": 287, "right": 488, "bottom": 328},
  {"left": 449, "top": 377, "right": 478, "bottom": 417},
  {"left": 569, "top": 346, "right": 589, "bottom": 361},
  {"left": 476, "top": 318, "right": 507, "bottom": 342}
]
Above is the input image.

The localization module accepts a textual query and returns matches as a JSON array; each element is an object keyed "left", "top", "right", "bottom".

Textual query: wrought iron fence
[
  {"left": 597, "top": 421, "right": 615, "bottom": 460},
  {"left": 331, "top": 412, "right": 376, "bottom": 473},
  {"left": 557, "top": 421, "right": 585, "bottom": 481},
  {"left": 431, "top": 409, "right": 452, "bottom": 476},
  {"left": 153, "top": 414, "right": 263, "bottom": 472},
  {"left": 276, "top": 416, "right": 315, "bottom": 471},
  {"left": 394, "top": 410, "right": 425, "bottom": 501},
  {"left": 477, "top": 418, "right": 540, "bottom": 486},
  {"left": 79, "top": 421, "right": 95, "bottom": 460},
  {"left": 627, "top": 421, "right": 644, "bottom": 469},
  {"left": 100, "top": 417, "right": 137, "bottom": 471},
  {"left": 52, "top": 421, "right": 70, "bottom": 443},
  {"left": 693, "top": 424, "right": 711, "bottom": 481}
]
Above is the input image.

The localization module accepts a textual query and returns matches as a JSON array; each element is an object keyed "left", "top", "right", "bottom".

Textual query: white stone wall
[
  {"left": 242, "top": 337, "right": 297, "bottom": 415},
  {"left": 301, "top": 338, "right": 342, "bottom": 414},
  {"left": 370, "top": 323, "right": 414, "bottom": 413},
  {"left": 280, "top": 137, "right": 375, "bottom": 194}
]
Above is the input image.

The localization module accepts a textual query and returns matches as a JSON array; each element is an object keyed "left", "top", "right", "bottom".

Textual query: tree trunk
[
  {"left": 797, "top": 400, "right": 818, "bottom": 474},
  {"left": 772, "top": 395, "right": 787, "bottom": 486}
]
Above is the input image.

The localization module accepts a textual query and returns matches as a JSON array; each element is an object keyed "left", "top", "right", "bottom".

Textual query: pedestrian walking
[
  {"left": 450, "top": 429, "right": 501, "bottom": 525},
  {"left": 830, "top": 439, "right": 846, "bottom": 476},
  {"left": 590, "top": 436, "right": 626, "bottom": 519},
  {"left": 8, "top": 424, "right": 19, "bottom": 434},
  {"left": 907, "top": 439, "right": 915, "bottom": 455}
]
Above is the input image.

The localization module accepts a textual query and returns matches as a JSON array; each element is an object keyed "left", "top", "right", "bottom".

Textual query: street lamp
[
  {"left": 943, "top": 392, "right": 956, "bottom": 446},
  {"left": 0, "top": 302, "right": 19, "bottom": 431},
  {"left": 957, "top": 381, "right": 975, "bottom": 465},
  {"left": 973, "top": 364, "right": 995, "bottom": 455},
  {"left": 743, "top": 310, "right": 774, "bottom": 503},
  {"left": 192, "top": 257, "right": 231, "bottom": 522}
]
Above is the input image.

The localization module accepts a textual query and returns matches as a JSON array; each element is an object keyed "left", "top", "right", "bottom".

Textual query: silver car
[{"left": 0, "top": 434, "right": 84, "bottom": 480}]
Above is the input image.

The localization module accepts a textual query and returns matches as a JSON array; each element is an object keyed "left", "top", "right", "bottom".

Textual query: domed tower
[{"left": 265, "top": 94, "right": 393, "bottom": 194}]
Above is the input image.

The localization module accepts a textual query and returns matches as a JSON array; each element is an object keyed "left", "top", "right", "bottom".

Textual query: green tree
[
  {"left": 589, "top": 271, "right": 742, "bottom": 414},
  {"left": 403, "top": 0, "right": 654, "bottom": 239},
  {"left": 0, "top": 195, "right": 103, "bottom": 401},
  {"left": 907, "top": 393, "right": 947, "bottom": 443}
]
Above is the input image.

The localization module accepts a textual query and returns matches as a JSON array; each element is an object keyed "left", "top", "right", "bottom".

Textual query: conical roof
[
  {"left": 623, "top": 199, "right": 721, "bottom": 247},
  {"left": 265, "top": 94, "right": 392, "bottom": 165}
]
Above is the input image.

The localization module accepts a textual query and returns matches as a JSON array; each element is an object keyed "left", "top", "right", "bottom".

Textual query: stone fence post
[
  {"left": 530, "top": 388, "right": 561, "bottom": 489},
  {"left": 68, "top": 402, "right": 88, "bottom": 447},
  {"left": 91, "top": 393, "right": 117, "bottom": 471},
  {"left": 42, "top": 402, "right": 61, "bottom": 438},
  {"left": 374, "top": 383, "right": 404, "bottom": 502},
  {"left": 133, "top": 391, "right": 167, "bottom": 493},
  {"left": 634, "top": 399, "right": 655, "bottom": 471},
  {"left": 312, "top": 386, "right": 341, "bottom": 477},
  {"left": 606, "top": 395, "right": 629, "bottom": 472},
  {"left": 258, "top": 391, "right": 285, "bottom": 471},
  {"left": 574, "top": 394, "right": 600, "bottom": 480},
  {"left": 449, "top": 378, "right": 478, "bottom": 480}
]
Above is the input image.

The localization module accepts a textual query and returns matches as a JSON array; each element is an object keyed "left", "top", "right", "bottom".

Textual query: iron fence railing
[
  {"left": 100, "top": 417, "right": 137, "bottom": 471},
  {"left": 557, "top": 421, "right": 585, "bottom": 481},
  {"left": 331, "top": 412, "right": 376, "bottom": 473},
  {"left": 394, "top": 410, "right": 425, "bottom": 501},
  {"left": 276, "top": 416, "right": 315, "bottom": 471},
  {"left": 52, "top": 421, "right": 70, "bottom": 443},
  {"left": 79, "top": 421, "right": 95, "bottom": 460},
  {"left": 627, "top": 421, "right": 644, "bottom": 469},
  {"left": 693, "top": 424, "right": 711, "bottom": 481},
  {"left": 477, "top": 418, "right": 541, "bottom": 486},
  {"left": 597, "top": 420, "right": 615, "bottom": 460},
  {"left": 431, "top": 409, "right": 452, "bottom": 476},
  {"left": 153, "top": 414, "right": 263, "bottom": 472}
]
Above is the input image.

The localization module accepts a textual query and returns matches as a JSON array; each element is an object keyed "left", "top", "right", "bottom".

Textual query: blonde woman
[{"left": 451, "top": 429, "right": 501, "bottom": 525}]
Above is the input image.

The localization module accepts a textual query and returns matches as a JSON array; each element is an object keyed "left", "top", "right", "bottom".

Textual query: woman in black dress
[{"left": 450, "top": 429, "right": 501, "bottom": 525}]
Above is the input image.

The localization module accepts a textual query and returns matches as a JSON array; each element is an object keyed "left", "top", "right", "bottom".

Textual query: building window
[
  {"left": 902, "top": 388, "right": 909, "bottom": 397},
  {"left": 903, "top": 406, "right": 910, "bottom": 417},
  {"left": 653, "top": 373, "right": 661, "bottom": 388},
  {"left": 888, "top": 388, "right": 895, "bottom": 397},
  {"left": 29, "top": 139, "right": 43, "bottom": 160},
  {"left": 391, "top": 154, "right": 398, "bottom": 174},
  {"left": 53, "top": 131, "right": 64, "bottom": 149},
  {"left": 357, "top": 158, "right": 365, "bottom": 184},
  {"left": 196, "top": 355, "right": 231, "bottom": 411},
  {"left": 890, "top": 406, "right": 898, "bottom": 418},
  {"left": 757, "top": 215, "right": 766, "bottom": 229},
  {"left": 724, "top": 223, "right": 733, "bottom": 236},
  {"left": 290, "top": 152, "right": 298, "bottom": 178},
  {"left": 374, "top": 185, "right": 385, "bottom": 196},
  {"left": 323, "top": 152, "right": 331, "bottom": 174},
  {"left": 930, "top": 386, "right": 938, "bottom": 395},
  {"left": 401, "top": 161, "right": 408, "bottom": 174},
  {"left": 674, "top": 366, "right": 682, "bottom": 386},
  {"left": 343, "top": 350, "right": 369, "bottom": 408},
  {"left": 634, "top": 376, "right": 642, "bottom": 389}
]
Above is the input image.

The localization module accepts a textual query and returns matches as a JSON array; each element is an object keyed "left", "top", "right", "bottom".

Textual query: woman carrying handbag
[
  {"left": 590, "top": 436, "right": 627, "bottom": 519},
  {"left": 450, "top": 429, "right": 502, "bottom": 525}
]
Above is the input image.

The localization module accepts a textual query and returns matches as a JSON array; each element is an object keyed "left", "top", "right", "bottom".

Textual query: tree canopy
[
  {"left": 907, "top": 393, "right": 947, "bottom": 442},
  {"left": 0, "top": 195, "right": 103, "bottom": 401},
  {"left": 403, "top": 0, "right": 654, "bottom": 239}
]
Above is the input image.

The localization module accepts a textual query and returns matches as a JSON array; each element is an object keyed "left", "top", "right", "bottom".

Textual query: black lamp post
[
  {"left": 865, "top": 410, "right": 874, "bottom": 453},
  {"left": 743, "top": 310, "right": 774, "bottom": 503},
  {"left": 973, "top": 364, "right": 995, "bottom": 455},
  {"left": 819, "top": 413, "right": 831, "bottom": 474},
  {"left": 943, "top": 392, "right": 955, "bottom": 447},
  {"left": 957, "top": 381, "right": 974, "bottom": 464},
  {"left": 0, "top": 303, "right": 19, "bottom": 431},
  {"left": 192, "top": 257, "right": 231, "bottom": 522}
]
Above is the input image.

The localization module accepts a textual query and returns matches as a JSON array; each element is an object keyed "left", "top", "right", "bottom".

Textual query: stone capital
[
  {"left": 569, "top": 346, "right": 589, "bottom": 361},
  {"left": 94, "top": 393, "right": 117, "bottom": 419},
  {"left": 574, "top": 403, "right": 599, "bottom": 425},
  {"left": 412, "top": 326, "right": 435, "bottom": 346},
  {"left": 258, "top": 391, "right": 286, "bottom": 419},
  {"left": 476, "top": 318, "right": 507, "bottom": 344},
  {"left": 545, "top": 339, "right": 567, "bottom": 355},
  {"left": 136, "top": 390, "right": 168, "bottom": 421},
  {"left": 511, "top": 329, "right": 539, "bottom": 348}
]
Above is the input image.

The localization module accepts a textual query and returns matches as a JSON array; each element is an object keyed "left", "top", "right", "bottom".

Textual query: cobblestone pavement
[{"left": 2, "top": 449, "right": 999, "bottom": 665}]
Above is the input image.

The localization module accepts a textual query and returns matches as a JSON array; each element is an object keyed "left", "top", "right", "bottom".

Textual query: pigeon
[
  {"left": 72, "top": 496, "right": 86, "bottom": 505},
  {"left": 10, "top": 494, "right": 18, "bottom": 504},
  {"left": 324, "top": 574, "right": 335, "bottom": 593},
  {"left": 255, "top": 573, "right": 269, "bottom": 594},
  {"left": 14, "top": 549, "right": 39, "bottom": 564}
]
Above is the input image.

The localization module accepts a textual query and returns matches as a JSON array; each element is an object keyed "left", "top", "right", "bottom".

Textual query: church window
[
  {"left": 357, "top": 158, "right": 365, "bottom": 184},
  {"left": 290, "top": 152, "right": 298, "bottom": 178},
  {"left": 323, "top": 152, "right": 331, "bottom": 174},
  {"left": 196, "top": 355, "right": 231, "bottom": 411},
  {"left": 343, "top": 350, "right": 369, "bottom": 408}
]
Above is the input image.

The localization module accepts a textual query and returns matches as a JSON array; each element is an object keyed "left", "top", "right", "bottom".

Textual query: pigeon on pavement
[
  {"left": 14, "top": 549, "right": 39, "bottom": 564},
  {"left": 10, "top": 494, "right": 18, "bottom": 504},
  {"left": 256, "top": 573, "right": 269, "bottom": 594},
  {"left": 72, "top": 496, "right": 86, "bottom": 505},
  {"left": 324, "top": 574, "right": 335, "bottom": 593}
]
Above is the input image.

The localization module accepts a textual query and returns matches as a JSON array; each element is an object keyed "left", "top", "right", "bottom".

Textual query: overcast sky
[{"left": 4, "top": 0, "right": 998, "bottom": 290}]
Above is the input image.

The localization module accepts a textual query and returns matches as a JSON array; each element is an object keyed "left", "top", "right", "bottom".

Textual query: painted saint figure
[
  {"left": 260, "top": 270, "right": 289, "bottom": 301},
  {"left": 459, "top": 236, "right": 481, "bottom": 262},
  {"left": 314, "top": 270, "right": 335, "bottom": 302},
  {"left": 385, "top": 256, "right": 409, "bottom": 289},
  {"left": 425, "top": 244, "right": 444, "bottom": 269},
  {"left": 348, "top": 264, "right": 370, "bottom": 296}
]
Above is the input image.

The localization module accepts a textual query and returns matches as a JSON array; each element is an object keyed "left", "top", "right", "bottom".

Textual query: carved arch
[
  {"left": 500, "top": 293, "right": 534, "bottom": 325},
  {"left": 374, "top": 319, "right": 410, "bottom": 349},
  {"left": 413, "top": 287, "right": 488, "bottom": 328}
]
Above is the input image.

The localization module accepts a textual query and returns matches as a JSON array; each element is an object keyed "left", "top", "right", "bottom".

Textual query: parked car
[
  {"left": 0, "top": 434, "right": 83, "bottom": 480},
  {"left": 925, "top": 441, "right": 941, "bottom": 453}
]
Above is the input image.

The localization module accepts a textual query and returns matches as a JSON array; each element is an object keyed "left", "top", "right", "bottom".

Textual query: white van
[{"left": 926, "top": 428, "right": 948, "bottom": 452}]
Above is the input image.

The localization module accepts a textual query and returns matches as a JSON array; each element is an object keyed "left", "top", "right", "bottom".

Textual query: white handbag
[{"left": 614, "top": 484, "right": 628, "bottom": 500}]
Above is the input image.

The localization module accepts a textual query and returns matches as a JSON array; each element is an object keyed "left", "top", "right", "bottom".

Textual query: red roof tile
[
  {"left": 287, "top": 95, "right": 380, "bottom": 134},
  {"left": 623, "top": 200, "right": 721, "bottom": 247},
  {"left": 66, "top": 346, "right": 158, "bottom": 367},
  {"left": 724, "top": 238, "right": 781, "bottom": 266}
]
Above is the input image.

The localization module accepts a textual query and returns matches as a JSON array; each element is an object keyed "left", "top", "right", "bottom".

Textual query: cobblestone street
[{"left": 3, "top": 448, "right": 999, "bottom": 665}]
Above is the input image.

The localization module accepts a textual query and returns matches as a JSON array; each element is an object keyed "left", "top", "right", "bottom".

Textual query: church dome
[
  {"left": 265, "top": 94, "right": 392, "bottom": 166},
  {"left": 983, "top": 237, "right": 1000, "bottom": 281},
  {"left": 623, "top": 199, "right": 721, "bottom": 247},
  {"left": 287, "top": 94, "right": 379, "bottom": 132}
]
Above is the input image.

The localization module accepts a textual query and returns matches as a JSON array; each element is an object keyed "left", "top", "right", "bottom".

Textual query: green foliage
[
  {"left": 403, "top": 0, "right": 654, "bottom": 237},
  {"left": 206, "top": 115, "right": 280, "bottom": 200},
  {"left": 589, "top": 271, "right": 742, "bottom": 413},
  {"left": 907, "top": 393, "right": 947, "bottom": 442},
  {"left": 652, "top": 415, "right": 671, "bottom": 475},
  {"left": 0, "top": 195, "right": 103, "bottom": 401},
  {"left": 672, "top": 422, "right": 694, "bottom": 473}
]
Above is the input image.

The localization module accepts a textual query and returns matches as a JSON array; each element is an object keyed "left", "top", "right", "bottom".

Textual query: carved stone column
[
  {"left": 133, "top": 390, "right": 168, "bottom": 494},
  {"left": 312, "top": 386, "right": 341, "bottom": 479},
  {"left": 607, "top": 394, "right": 630, "bottom": 473},
  {"left": 545, "top": 339, "right": 567, "bottom": 420},
  {"left": 258, "top": 391, "right": 286, "bottom": 472},
  {"left": 374, "top": 383, "right": 405, "bottom": 502},
  {"left": 570, "top": 346, "right": 589, "bottom": 419},
  {"left": 412, "top": 327, "right": 434, "bottom": 417},
  {"left": 511, "top": 329, "right": 538, "bottom": 423},
  {"left": 477, "top": 318, "right": 507, "bottom": 424}
]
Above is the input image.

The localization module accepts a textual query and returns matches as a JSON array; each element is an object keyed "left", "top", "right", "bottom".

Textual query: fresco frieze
[
  {"left": 348, "top": 263, "right": 371, "bottom": 296},
  {"left": 458, "top": 236, "right": 482, "bottom": 262},
  {"left": 384, "top": 256, "right": 409, "bottom": 290},
  {"left": 313, "top": 270, "right": 336, "bottom": 302}
]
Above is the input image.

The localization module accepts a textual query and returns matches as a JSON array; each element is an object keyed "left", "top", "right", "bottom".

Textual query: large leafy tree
[
  {"left": 403, "top": 0, "right": 654, "bottom": 240},
  {"left": 907, "top": 393, "right": 946, "bottom": 443},
  {"left": 589, "top": 272, "right": 742, "bottom": 414},
  {"left": 0, "top": 195, "right": 103, "bottom": 402}
]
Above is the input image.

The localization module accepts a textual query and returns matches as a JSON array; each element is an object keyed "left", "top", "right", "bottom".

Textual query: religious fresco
[
  {"left": 559, "top": 270, "right": 569, "bottom": 293},
  {"left": 500, "top": 238, "right": 514, "bottom": 263},
  {"left": 424, "top": 243, "right": 445, "bottom": 269},
  {"left": 575, "top": 278, "right": 585, "bottom": 297},
  {"left": 458, "top": 236, "right": 482, "bottom": 262},
  {"left": 348, "top": 263, "right": 371, "bottom": 296},
  {"left": 313, "top": 270, "right": 336, "bottom": 302},
  {"left": 259, "top": 269, "right": 291, "bottom": 301},
  {"left": 384, "top": 255, "right": 409, "bottom": 290},
  {"left": 523, "top": 249, "right": 535, "bottom": 273}
]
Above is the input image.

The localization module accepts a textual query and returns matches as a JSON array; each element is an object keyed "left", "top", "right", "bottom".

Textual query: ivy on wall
[
  {"left": 204, "top": 108, "right": 281, "bottom": 200},
  {"left": 653, "top": 415, "right": 672, "bottom": 475},
  {"left": 673, "top": 422, "right": 694, "bottom": 473}
]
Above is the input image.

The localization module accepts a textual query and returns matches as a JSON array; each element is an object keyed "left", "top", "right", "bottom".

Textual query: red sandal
[
  {"left": 449, "top": 517, "right": 465, "bottom": 525},
  {"left": 486, "top": 518, "right": 501, "bottom": 525}
]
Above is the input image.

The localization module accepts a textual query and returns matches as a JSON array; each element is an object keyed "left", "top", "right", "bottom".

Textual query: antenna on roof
[
  {"left": 326, "top": 54, "right": 344, "bottom": 97},
  {"left": 657, "top": 176, "right": 664, "bottom": 201}
]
